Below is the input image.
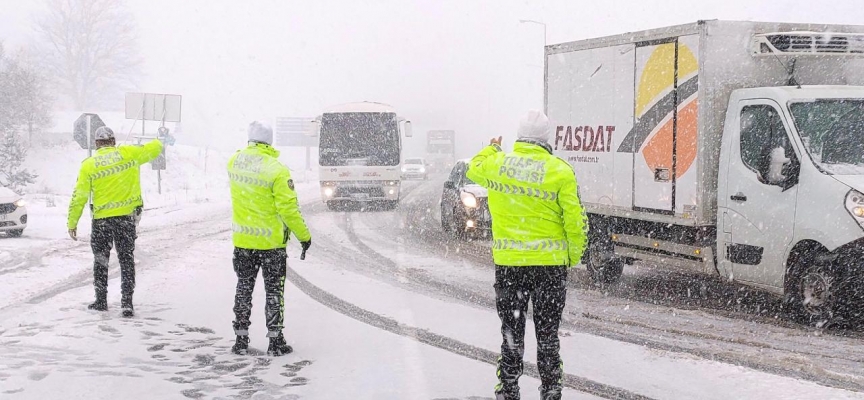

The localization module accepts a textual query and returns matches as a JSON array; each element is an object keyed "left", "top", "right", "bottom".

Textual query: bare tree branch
[{"left": 34, "top": 0, "right": 142, "bottom": 110}]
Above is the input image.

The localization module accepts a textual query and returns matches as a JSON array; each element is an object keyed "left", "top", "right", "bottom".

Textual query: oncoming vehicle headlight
[
  {"left": 324, "top": 187, "right": 334, "bottom": 197},
  {"left": 845, "top": 189, "right": 864, "bottom": 227},
  {"left": 460, "top": 191, "right": 478, "bottom": 208},
  {"left": 419, "top": 167, "right": 426, "bottom": 173},
  {"left": 14, "top": 199, "right": 26, "bottom": 207},
  {"left": 401, "top": 166, "right": 408, "bottom": 172}
]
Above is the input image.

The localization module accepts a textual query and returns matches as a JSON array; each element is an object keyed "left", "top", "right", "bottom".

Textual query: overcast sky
[{"left": 2, "top": 0, "right": 864, "bottom": 155}]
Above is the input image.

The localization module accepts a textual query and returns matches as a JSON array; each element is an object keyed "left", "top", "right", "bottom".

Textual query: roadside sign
[
  {"left": 152, "top": 149, "right": 166, "bottom": 170},
  {"left": 274, "top": 117, "right": 317, "bottom": 147},
  {"left": 73, "top": 113, "right": 105, "bottom": 149},
  {"left": 125, "top": 93, "right": 182, "bottom": 122}
]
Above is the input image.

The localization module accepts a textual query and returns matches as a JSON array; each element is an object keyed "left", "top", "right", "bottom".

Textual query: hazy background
[{"left": 2, "top": 0, "right": 863, "bottom": 158}]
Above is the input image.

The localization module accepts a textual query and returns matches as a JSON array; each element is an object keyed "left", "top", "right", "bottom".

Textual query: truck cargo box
[{"left": 545, "top": 20, "right": 864, "bottom": 226}]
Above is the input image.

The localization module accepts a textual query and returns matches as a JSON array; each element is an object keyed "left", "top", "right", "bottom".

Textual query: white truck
[
  {"left": 310, "top": 102, "right": 412, "bottom": 210},
  {"left": 546, "top": 20, "right": 864, "bottom": 325}
]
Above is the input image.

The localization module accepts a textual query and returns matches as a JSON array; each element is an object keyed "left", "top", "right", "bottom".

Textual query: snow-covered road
[{"left": 1, "top": 179, "right": 863, "bottom": 399}]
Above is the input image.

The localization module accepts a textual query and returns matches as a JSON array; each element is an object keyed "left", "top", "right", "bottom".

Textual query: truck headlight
[
  {"left": 419, "top": 167, "right": 426, "bottom": 173},
  {"left": 845, "top": 189, "right": 864, "bottom": 227},
  {"left": 460, "top": 192, "right": 478, "bottom": 208},
  {"left": 14, "top": 199, "right": 26, "bottom": 207},
  {"left": 324, "top": 187, "right": 334, "bottom": 197}
]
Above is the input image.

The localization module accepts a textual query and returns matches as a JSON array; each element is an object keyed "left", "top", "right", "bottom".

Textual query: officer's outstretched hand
[
  {"left": 490, "top": 136, "right": 503, "bottom": 146},
  {"left": 68, "top": 229, "right": 77, "bottom": 241},
  {"left": 300, "top": 239, "right": 312, "bottom": 260}
]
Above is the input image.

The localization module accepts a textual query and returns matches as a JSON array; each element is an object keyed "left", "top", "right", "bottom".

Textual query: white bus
[{"left": 310, "top": 102, "right": 412, "bottom": 210}]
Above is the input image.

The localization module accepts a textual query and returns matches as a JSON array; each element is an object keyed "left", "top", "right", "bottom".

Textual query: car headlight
[
  {"left": 845, "top": 189, "right": 864, "bottom": 227},
  {"left": 401, "top": 166, "right": 408, "bottom": 172},
  {"left": 419, "top": 167, "right": 426, "bottom": 173},
  {"left": 14, "top": 199, "right": 26, "bottom": 207},
  {"left": 460, "top": 192, "right": 478, "bottom": 208}
]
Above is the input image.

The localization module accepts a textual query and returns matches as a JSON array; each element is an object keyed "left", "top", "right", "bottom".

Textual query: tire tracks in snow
[
  {"left": 334, "top": 186, "right": 864, "bottom": 393},
  {"left": 284, "top": 265, "right": 653, "bottom": 400}
]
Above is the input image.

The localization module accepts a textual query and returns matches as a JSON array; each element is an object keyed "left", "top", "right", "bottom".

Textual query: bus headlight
[
  {"left": 460, "top": 192, "right": 478, "bottom": 208},
  {"left": 845, "top": 189, "right": 864, "bottom": 228}
]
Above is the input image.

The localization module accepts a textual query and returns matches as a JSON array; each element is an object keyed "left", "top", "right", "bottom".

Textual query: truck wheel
[
  {"left": 585, "top": 216, "right": 623, "bottom": 286},
  {"left": 586, "top": 247, "right": 623, "bottom": 286},
  {"left": 6, "top": 229, "right": 23, "bottom": 238},
  {"left": 785, "top": 253, "right": 837, "bottom": 327}
]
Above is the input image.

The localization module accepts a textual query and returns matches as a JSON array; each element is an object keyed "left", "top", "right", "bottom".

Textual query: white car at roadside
[{"left": 0, "top": 187, "right": 27, "bottom": 237}]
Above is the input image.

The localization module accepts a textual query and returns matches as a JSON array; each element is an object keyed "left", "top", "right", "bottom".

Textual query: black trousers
[
  {"left": 91, "top": 215, "right": 137, "bottom": 306},
  {"left": 232, "top": 248, "right": 287, "bottom": 336},
  {"left": 494, "top": 265, "right": 567, "bottom": 397}
]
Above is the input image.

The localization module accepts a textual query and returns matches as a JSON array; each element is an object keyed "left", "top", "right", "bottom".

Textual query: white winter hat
[
  {"left": 517, "top": 110, "right": 551, "bottom": 142},
  {"left": 247, "top": 121, "right": 273, "bottom": 145},
  {"left": 94, "top": 126, "right": 115, "bottom": 140}
]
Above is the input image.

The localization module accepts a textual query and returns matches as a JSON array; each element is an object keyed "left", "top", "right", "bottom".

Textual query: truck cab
[{"left": 718, "top": 86, "right": 864, "bottom": 323}]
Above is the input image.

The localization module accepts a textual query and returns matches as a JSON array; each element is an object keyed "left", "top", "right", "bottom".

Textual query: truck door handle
[{"left": 730, "top": 193, "right": 747, "bottom": 202}]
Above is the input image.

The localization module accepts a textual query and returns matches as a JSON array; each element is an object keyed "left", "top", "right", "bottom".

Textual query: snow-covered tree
[
  {"left": 0, "top": 43, "right": 49, "bottom": 192},
  {"left": 0, "top": 131, "right": 37, "bottom": 193},
  {"left": 34, "top": 0, "right": 142, "bottom": 110}
]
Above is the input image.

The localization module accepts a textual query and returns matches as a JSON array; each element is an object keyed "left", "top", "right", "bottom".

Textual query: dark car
[{"left": 440, "top": 160, "right": 491, "bottom": 238}]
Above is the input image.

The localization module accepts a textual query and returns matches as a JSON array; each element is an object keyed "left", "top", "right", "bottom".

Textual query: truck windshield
[
  {"left": 789, "top": 100, "right": 864, "bottom": 175},
  {"left": 319, "top": 112, "right": 400, "bottom": 166}
]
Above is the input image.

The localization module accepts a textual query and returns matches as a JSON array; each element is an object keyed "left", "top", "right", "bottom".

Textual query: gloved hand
[
  {"left": 490, "top": 136, "right": 503, "bottom": 146},
  {"left": 158, "top": 131, "right": 176, "bottom": 146},
  {"left": 300, "top": 240, "right": 311, "bottom": 260},
  {"left": 68, "top": 229, "right": 78, "bottom": 241}
]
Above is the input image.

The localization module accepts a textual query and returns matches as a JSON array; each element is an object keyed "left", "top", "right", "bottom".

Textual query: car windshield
[{"left": 789, "top": 99, "right": 864, "bottom": 175}]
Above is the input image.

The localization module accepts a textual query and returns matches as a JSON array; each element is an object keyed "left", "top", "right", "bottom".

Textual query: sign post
[
  {"left": 274, "top": 117, "right": 317, "bottom": 178},
  {"left": 125, "top": 93, "right": 182, "bottom": 194}
]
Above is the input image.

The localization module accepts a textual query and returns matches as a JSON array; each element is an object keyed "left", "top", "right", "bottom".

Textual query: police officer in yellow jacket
[
  {"left": 68, "top": 126, "right": 165, "bottom": 317},
  {"left": 228, "top": 121, "right": 312, "bottom": 357},
  {"left": 467, "top": 110, "right": 588, "bottom": 400}
]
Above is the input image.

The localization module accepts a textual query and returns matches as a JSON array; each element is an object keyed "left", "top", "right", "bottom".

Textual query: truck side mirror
[
  {"left": 765, "top": 147, "right": 790, "bottom": 184},
  {"left": 404, "top": 121, "right": 413, "bottom": 138},
  {"left": 761, "top": 146, "right": 799, "bottom": 190}
]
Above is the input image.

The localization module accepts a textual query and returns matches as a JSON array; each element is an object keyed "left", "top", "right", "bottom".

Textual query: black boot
[
  {"left": 540, "top": 386, "right": 562, "bottom": 400},
  {"left": 232, "top": 336, "right": 250, "bottom": 355},
  {"left": 494, "top": 387, "right": 519, "bottom": 400},
  {"left": 121, "top": 296, "right": 134, "bottom": 318},
  {"left": 267, "top": 333, "right": 293, "bottom": 356},
  {"left": 88, "top": 291, "right": 108, "bottom": 311}
]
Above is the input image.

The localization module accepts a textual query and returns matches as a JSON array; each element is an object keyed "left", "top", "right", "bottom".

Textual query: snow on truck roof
[{"left": 323, "top": 102, "right": 396, "bottom": 114}]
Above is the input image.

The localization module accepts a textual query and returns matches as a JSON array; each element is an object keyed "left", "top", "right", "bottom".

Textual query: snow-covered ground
[{"left": 2, "top": 144, "right": 864, "bottom": 399}]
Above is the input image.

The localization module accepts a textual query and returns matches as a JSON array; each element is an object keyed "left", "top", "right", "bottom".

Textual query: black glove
[{"left": 300, "top": 240, "right": 312, "bottom": 260}]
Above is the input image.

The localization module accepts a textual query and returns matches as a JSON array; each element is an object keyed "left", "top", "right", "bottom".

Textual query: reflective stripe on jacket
[
  {"left": 466, "top": 141, "right": 588, "bottom": 267},
  {"left": 228, "top": 143, "right": 311, "bottom": 250},
  {"left": 67, "top": 140, "right": 163, "bottom": 229}
]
